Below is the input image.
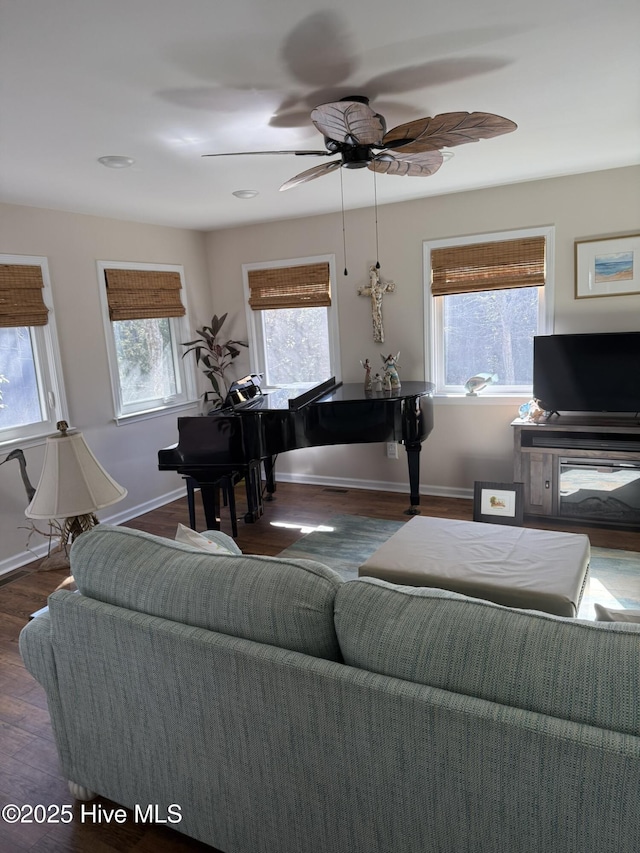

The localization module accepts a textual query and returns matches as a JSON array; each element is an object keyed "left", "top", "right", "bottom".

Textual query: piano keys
[{"left": 159, "top": 376, "right": 435, "bottom": 528}]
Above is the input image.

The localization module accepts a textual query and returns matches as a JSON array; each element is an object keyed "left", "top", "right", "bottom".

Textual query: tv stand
[{"left": 512, "top": 415, "right": 640, "bottom": 529}]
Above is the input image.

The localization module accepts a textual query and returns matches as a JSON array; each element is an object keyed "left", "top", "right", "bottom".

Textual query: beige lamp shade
[{"left": 25, "top": 426, "right": 127, "bottom": 520}]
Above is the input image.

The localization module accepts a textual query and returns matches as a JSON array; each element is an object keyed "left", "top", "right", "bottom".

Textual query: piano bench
[{"left": 358, "top": 516, "right": 590, "bottom": 618}]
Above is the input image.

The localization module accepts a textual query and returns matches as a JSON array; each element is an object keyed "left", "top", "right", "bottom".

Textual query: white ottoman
[{"left": 358, "top": 516, "right": 590, "bottom": 617}]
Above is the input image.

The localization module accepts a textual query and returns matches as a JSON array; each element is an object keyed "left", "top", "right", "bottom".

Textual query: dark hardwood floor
[{"left": 1, "top": 482, "right": 638, "bottom": 852}]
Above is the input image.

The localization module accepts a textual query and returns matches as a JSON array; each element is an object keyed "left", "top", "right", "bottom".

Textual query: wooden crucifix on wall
[{"left": 358, "top": 265, "right": 395, "bottom": 343}]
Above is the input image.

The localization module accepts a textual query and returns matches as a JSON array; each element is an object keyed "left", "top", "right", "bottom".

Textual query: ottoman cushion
[{"left": 358, "top": 516, "right": 590, "bottom": 617}]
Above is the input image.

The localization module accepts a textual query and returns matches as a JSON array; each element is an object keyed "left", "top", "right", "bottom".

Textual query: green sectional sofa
[{"left": 20, "top": 525, "right": 640, "bottom": 853}]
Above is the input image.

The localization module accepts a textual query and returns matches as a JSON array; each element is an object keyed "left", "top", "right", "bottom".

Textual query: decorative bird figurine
[
  {"left": 0, "top": 448, "right": 36, "bottom": 502},
  {"left": 464, "top": 373, "right": 498, "bottom": 396}
]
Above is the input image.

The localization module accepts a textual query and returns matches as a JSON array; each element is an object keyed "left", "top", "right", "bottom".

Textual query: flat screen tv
[{"left": 533, "top": 331, "right": 640, "bottom": 414}]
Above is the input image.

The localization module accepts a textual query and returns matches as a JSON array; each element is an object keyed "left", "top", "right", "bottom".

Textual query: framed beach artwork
[
  {"left": 575, "top": 234, "right": 640, "bottom": 299},
  {"left": 473, "top": 481, "right": 524, "bottom": 526}
]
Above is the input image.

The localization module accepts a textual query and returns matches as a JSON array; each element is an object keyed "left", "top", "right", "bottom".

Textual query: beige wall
[
  {"left": 0, "top": 204, "right": 212, "bottom": 572},
  {"left": 207, "top": 165, "right": 640, "bottom": 497},
  {"left": 1, "top": 165, "right": 638, "bottom": 570}
]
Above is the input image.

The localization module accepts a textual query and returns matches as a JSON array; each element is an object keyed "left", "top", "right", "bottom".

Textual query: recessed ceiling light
[
  {"left": 98, "top": 155, "right": 135, "bottom": 169},
  {"left": 232, "top": 189, "right": 259, "bottom": 199}
]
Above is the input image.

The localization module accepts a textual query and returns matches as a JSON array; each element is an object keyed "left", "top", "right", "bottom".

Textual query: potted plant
[{"left": 182, "top": 314, "right": 247, "bottom": 410}]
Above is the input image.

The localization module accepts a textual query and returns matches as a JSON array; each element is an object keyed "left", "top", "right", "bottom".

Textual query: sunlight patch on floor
[
  {"left": 270, "top": 521, "right": 336, "bottom": 535},
  {"left": 579, "top": 576, "right": 624, "bottom": 620}
]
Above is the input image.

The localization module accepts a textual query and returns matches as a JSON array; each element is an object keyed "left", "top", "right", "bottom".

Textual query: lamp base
[
  {"left": 37, "top": 514, "right": 99, "bottom": 572},
  {"left": 61, "top": 513, "right": 99, "bottom": 546}
]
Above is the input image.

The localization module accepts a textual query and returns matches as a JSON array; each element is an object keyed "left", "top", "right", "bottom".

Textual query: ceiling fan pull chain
[
  {"left": 374, "top": 170, "right": 380, "bottom": 270},
  {"left": 340, "top": 169, "right": 348, "bottom": 276}
]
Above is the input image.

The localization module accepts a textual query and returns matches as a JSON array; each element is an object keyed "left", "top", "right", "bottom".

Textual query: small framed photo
[
  {"left": 473, "top": 481, "right": 524, "bottom": 526},
  {"left": 575, "top": 234, "right": 640, "bottom": 299}
]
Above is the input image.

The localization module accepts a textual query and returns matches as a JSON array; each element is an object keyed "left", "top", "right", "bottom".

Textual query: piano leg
[
  {"left": 404, "top": 444, "right": 422, "bottom": 516},
  {"left": 185, "top": 477, "right": 197, "bottom": 529},
  {"left": 199, "top": 484, "right": 222, "bottom": 530},
  {"left": 244, "top": 461, "right": 264, "bottom": 523},
  {"left": 263, "top": 456, "right": 276, "bottom": 501}
]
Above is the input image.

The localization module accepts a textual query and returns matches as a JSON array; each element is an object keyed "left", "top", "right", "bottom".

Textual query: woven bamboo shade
[
  {"left": 248, "top": 263, "right": 331, "bottom": 310},
  {"left": 104, "top": 268, "right": 186, "bottom": 321},
  {"left": 0, "top": 264, "right": 49, "bottom": 327},
  {"left": 431, "top": 236, "right": 546, "bottom": 296}
]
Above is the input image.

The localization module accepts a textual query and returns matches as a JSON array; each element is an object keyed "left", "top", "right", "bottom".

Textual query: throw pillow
[
  {"left": 594, "top": 602, "right": 640, "bottom": 624},
  {"left": 175, "top": 523, "right": 239, "bottom": 555}
]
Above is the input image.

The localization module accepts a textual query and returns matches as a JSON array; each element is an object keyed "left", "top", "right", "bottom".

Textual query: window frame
[
  {"left": 242, "top": 255, "right": 342, "bottom": 389},
  {"left": 423, "top": 226, "right": 555, "bottom": 400},
  {"left": 97, "top": 260, "right": 198, "bottom": 424},
  {"left": 0, "top": 254, "right": 69, "bottom": 450}
]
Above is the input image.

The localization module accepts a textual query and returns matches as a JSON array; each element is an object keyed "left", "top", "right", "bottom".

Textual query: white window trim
[
  {"left": 96, "top": 260, "right": 198, "bottom": 425},
  {"left": 0, "top": 254, "right": 69, "bottom": 450},
  {"left": 241, "top": 254, "right": 342, "bottom": 388},
  {"left": 423, "top": 226, "right": 555, "bottom": 400}
]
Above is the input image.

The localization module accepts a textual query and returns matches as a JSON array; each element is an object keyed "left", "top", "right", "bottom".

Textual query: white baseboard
[{"left": 272, "top": 471, "right": 473, "bottom": 502}]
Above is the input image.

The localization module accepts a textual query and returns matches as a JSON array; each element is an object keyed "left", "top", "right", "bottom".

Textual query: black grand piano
[{"left": 159, "top": 376, "right": 434, "bottom": 528}]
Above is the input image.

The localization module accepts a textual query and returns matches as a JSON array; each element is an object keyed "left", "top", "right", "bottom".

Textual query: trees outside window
[
  {"left": 260, "top": 306, "right": 331, "bottom": 386},
  {"left": 441, "top": 287, "right": 539, "bottom": 389},
  {"left": 112, "top": 317, "right": 178, "bottom": 408}
]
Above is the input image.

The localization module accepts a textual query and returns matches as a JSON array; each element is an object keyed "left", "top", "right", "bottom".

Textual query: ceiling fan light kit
[
  {"left": 204, "top": 96, "right": 516, "bottom": 191},
  {"left": 232, "top": 189, "right": 259, "bottom": 199},
  {"left": 98, "top": 155, "right": 135, "bottom": 169}
]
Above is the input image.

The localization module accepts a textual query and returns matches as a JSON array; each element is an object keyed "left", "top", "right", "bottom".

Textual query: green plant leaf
[
  {"left": 182, "top": 312, "right": 247, "bottom": 400},
  {"left": 212, "top": 313, "right": 227, "bottom": 337}
]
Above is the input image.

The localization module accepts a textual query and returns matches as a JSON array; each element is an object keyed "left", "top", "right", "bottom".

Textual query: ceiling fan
[{"left": 203, "top": 95, "right": 517, "bottom": 191}]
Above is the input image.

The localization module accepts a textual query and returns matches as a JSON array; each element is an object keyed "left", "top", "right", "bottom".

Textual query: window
[
  {"left": 243, "top": 256, "right": 341, "bottom": 389},
  {"left": 424, "top": 227, "right": 553, "bottom": 396},
  {"left": 97, "top": 261, "right": 197, "bottom": 421},
  {"left": 0, "top": 255, "right": 68, "bottom": 447}
]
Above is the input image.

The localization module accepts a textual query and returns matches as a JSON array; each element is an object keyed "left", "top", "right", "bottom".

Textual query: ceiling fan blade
[
  {"left": 382, "top": 137, "right": 449, "bottom": 156},
  {"left": 369, "top": 149, "right": 444, "bottom": 177},
  {"left": 383, "top": 111, "right": 517, "bottom": 152},
  {"left": 311, "top": 99, "right": 385, "bottom": 145},
  {"left": 279, "top": 160, "right": 342, "bottom": 191},
  {"left": 203, "top": 150, "right": 331, "bottom": 158}
]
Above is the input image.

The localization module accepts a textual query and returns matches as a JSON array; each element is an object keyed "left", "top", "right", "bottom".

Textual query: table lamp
[{"left": 25, "top": 421, "right": 127, "bottom": 568}]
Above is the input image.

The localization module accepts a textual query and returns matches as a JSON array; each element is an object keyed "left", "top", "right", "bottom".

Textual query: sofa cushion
[
  {"left": 334, "top": 578, "right": 640, "bottom": 734},
  {"left": 70, "top": 525, "right": 343, "bottom": 660}
]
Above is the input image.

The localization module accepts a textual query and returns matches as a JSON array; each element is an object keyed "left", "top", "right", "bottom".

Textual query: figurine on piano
[
  {"left": 381, "top": 352, "right": 401, "bottom": 390},
  {"left": 360, "top": 358, "right": 372, "bottom": 391}
]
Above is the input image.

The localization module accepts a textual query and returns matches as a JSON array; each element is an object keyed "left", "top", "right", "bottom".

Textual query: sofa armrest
[{"left": 19, "top": 609, "right": 56, "bottom": 693}]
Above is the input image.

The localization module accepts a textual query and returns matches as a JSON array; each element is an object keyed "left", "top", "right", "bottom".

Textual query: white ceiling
[{"left": 1, "top": 1, "right": 639, "bottom": 232}]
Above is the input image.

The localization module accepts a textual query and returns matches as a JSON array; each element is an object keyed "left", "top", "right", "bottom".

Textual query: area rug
[
  {"left": 278, "top": 515, "right": 405, "bottom": 581},
  {"left": 278, "top": 513, "right": 640, "bottom": 620}
]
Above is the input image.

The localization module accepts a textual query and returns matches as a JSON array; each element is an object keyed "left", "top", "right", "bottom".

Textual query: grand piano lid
[{"left": 288, "top": 378, "right": 342, "bottom": 410}]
